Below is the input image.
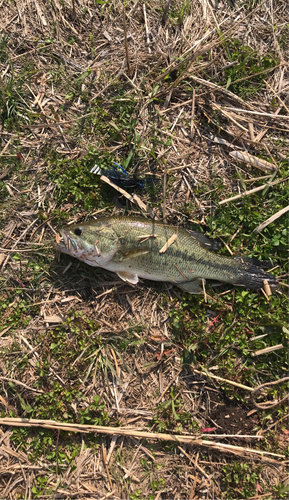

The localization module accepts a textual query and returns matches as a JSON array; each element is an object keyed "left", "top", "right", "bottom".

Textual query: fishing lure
[{"left": 90, "top": 162, "right": 157, "bottom": 190}]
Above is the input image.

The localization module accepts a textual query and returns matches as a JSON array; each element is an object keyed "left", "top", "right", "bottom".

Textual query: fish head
[{"left": 56, "top": 220, "right": 120, "bottom": 267}]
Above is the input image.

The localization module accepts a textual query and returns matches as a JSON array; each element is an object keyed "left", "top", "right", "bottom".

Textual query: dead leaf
[{"left": 44, "top": 315, "right": 64, "bottom": 323}]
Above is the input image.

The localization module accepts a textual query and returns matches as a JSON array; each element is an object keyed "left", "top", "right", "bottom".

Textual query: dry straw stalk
[{"left": 0, "top": 417, "right": 286, "bottom": 462}]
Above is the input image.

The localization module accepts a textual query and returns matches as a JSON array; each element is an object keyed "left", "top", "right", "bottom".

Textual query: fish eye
[{"left": 74, "top": 227, "right": 83, "bottom": 236}]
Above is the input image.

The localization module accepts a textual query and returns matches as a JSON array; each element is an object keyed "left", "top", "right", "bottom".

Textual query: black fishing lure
[{"left": 90, "top": 162, "right": 157, "bottom": 190}]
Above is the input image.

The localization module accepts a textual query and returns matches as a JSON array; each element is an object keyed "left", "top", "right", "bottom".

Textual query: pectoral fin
[
  {"left": 117, "top": 271, "right": 139, "bottom": 284},
  {"left": 119, "top": 248, "right": 149, "bottom": 261},
  {"left": 177, "top": 279, "right": 203, "bottom": 294}
]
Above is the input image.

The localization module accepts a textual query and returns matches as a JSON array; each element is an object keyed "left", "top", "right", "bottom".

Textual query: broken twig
[
  {"left": 253, "top": 205, "right": 289, "bottom": 234},
  {"left": 159, "top": 234, "right": 178, "bottom": 253},
  {"left": 219, "top": 178, "right": 286, "bottom": 205},
  {"left": 123, "top": 7, "right": 131, "bottom": 77},
  {"left": 100, "top": 175, "right": 147, "bottom": 212},
  {"left": 229, "top": 151, "right": 276, "bottom": 172},
  {"left": 143, "top": 4, "right": 151, "bottom": 54},
  {"left": 251, "top": 377, "right": 289, "bottom": 410}
]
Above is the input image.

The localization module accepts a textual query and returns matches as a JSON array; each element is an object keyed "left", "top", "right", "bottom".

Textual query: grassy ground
[{"left": 0, "top": 0, "right": 288, "bottom": 498}]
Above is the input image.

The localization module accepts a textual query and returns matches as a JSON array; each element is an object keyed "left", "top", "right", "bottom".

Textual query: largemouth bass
[{"left": 56, "top": 216, "right": 278, "bottom": 294}]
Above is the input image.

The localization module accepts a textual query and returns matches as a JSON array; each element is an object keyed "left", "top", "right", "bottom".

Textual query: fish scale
[
  {"left": 56, "top": 216, "right": 278, "bottom": 294},
  {"left": 112, "top": 221, "right": 232, "bottom": 282}
]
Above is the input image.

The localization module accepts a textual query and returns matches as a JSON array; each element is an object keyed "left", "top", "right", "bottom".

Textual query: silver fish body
[{"left": 56, "top": 216, "right": 278, "bottom": 294}]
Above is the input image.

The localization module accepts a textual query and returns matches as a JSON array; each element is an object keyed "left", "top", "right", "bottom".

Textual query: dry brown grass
[{"left": 0, "top": 0, "right": 288, "bottom": 498}]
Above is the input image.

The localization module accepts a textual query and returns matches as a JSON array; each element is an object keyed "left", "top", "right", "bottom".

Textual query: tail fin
[
  {"left": 233, "top": 258, "right": 279, "bottom": 291},
  {"left": 234, "top": 256, "right": 278, "bottom": 269}
]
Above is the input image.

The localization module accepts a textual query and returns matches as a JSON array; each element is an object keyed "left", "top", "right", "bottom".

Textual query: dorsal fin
[{"left": 186, "top": 230, "right": 222, "bottom": 252}]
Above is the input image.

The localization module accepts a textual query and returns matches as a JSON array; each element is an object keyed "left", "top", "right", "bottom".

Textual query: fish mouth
[
  {"left": 55, "top": 230, "right": 101, "bottom": 261},
  {"left": 55, "top": 230, "right": 78, "bottom": 254},
  {"left": 55, "top": 230, "right": 81, "bottom": 253},
  {"left": 55, "top": 228, "right": 119, "bottom": 267}
]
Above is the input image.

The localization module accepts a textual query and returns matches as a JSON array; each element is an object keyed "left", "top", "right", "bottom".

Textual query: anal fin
[
  {"left": 177, "top": 279, "right": 203, "bottom": 294},
  {"left": 117, "top": 271, "right": 139, "bottom": 284}
]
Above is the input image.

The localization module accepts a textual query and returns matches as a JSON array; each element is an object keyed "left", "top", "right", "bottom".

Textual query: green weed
[
  {"left": 48, "top": 149, "right": 114, "bottom": 213},
  {"left": 5, "top": 311, "right": 112, "bottom": 428},
  {"left": 168, "top": 288, "right": 288, "bottom": 398},
  {"left": 222, "top": 40, "right": 279, "bottom": 97},
  {"left": 0, "top": 60, "right": 36, "bottom": 128},
  {"left": 138, "top": 457, "right": 166, "bottom": 499},
  {"left": 236, "top": 0, "right": 264, "bottom": 10},
  {"left": 152, "top": 386, "right": 192, "bottom": 433},
  {"left": 0, "top": 35, "right": 8, "bottom": 63},
  {"left": 221, "top": 462, "right": 264, "bottom": 499},
  {"left": 167, "top": 0, "right": 191, "bottom": 25},
  {"left": 47, "top": 94, "right": 147, "bottom": 213},
  {"left": 0, "top": 294, "right": 31, "bottom": 334},
  {"left": 277, "top": 23, "right": 289, "bottom": 49},
  {"left": 208, "top": 168, "right": 288, "bottom": 263},
  {"left": 7, "top": 313, "right": 116, "bottom": 490},
  {"left": 273, "top": 481, "right": 289, "bottom": 498},
  {"left": 130, "top": 490, "right": 142, "bottom": 500},
  {"left": 32, "top": 476, "right": 53, "bottom": 498}
]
